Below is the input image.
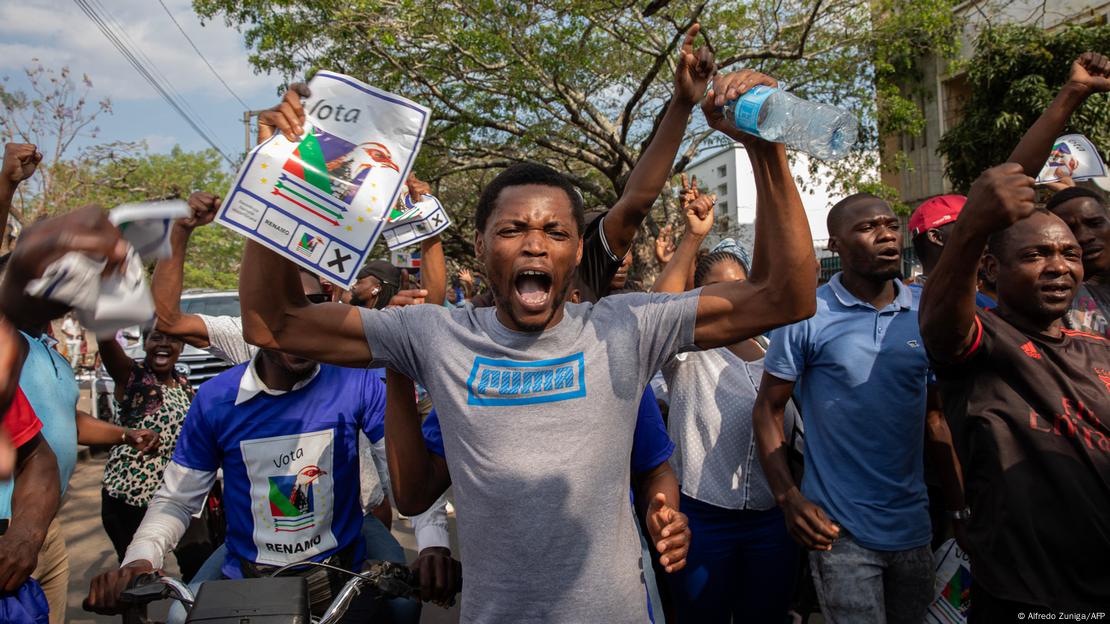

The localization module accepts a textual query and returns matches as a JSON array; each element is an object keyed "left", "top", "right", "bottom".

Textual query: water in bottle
[{"left": 723, "top": 86, "right": 858, "bottom": 161}]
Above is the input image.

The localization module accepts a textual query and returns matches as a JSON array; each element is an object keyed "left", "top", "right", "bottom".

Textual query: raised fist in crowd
[
  {"left": 961, "top": 163, "right": 1037, "bottom": 236},
  {"left": 1067, "top": 51, "right": 1110, "bottom": 95},
  {"left": 2, "top": 143, "right": 42, "bottom": 187},
  {"left": 180, "top": 192, "right": 221, "bottom": 230}
]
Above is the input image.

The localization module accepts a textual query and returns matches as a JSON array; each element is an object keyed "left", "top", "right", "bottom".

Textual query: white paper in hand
[
  {"left": 1035, "top": 134, "right": 1108, "bottom": 184},
  {"left": 216, "top": 71, "right": 430, "bottom": 287},
  {"left": 25, "top": 248, "right": 155, "bottom": 338},
  {"left": 382, "top": 192, "right": 451, "bottom": 250},
  {"left": 109, "top": 200, "right": 191, "bottom": 260}
]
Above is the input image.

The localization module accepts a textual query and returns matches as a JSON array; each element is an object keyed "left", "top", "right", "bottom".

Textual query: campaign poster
[
  {"left": 217, "top": 71, "right": 429, "bottom": 287},
  {"left": 382, "top": 192, "right": 452, "bottom": 250},
  {"left": 926, "top": 539, "right": 971, "bottom": 624},
  {"left": 1036, "top": 134, "right": 1107, "bottom": 184}
]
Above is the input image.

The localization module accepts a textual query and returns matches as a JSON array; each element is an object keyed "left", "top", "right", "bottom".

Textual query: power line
[
  {"left": 88, "top": 0, "right": 234, "bottom": 157},
  {"left": 156, "top": 0, "right": 250, "bottom": 110},
  {"left": 72, "top": 0, "right": 236, "bottom": 164}
]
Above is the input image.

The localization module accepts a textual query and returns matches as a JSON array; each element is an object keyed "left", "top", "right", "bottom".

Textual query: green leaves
[{"left": 939, "top": 23, "right": 1110, "bottom": 192}]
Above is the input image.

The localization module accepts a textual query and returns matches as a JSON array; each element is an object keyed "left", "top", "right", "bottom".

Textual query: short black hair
[
  {"left": 475, "top": 163, "right": 585, "bottom": 235},
  {"left": 1044, "top": 186, "right": 1107, "bottom": 213},
  {"left": 912, "top": 221, "right": 956, "bottom": 270},
  {"left": 826, "top": 192, "right": 888, "bottom": 236}
]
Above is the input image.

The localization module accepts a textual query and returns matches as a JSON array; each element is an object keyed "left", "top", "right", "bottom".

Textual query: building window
[
  {"left": 716, "top": 183, "right": 728, "bottom": 197},
  {"left": 716, "top": 165, "right": 727, "bottom": 178},
  {"left": 717, "top": 200, "right": 729, "bottom": 217}
]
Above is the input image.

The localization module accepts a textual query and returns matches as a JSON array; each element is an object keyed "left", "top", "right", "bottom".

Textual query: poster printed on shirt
[
  {"left": 217, "top": 71, "right": 430, "bottom": 287},
  {"left": 241, "top": 429, "right": 338, "bottom": 566},
  {"left": 1035, "top": 134, "right": 1107, "bottom": 184},
  {"left": 925, "top": 539, "right": 971, "bottom": 624}
]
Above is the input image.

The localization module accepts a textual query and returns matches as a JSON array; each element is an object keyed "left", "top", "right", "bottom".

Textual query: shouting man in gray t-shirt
[{"left": 239, "top": 64, "right": 819, "bottom": 621}]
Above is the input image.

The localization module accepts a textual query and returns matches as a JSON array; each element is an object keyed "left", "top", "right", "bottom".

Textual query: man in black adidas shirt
[{"left": 920, "top": 161, "right": 1110, "bottom": 617}]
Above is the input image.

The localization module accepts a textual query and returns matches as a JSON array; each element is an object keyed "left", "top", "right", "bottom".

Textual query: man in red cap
[{"left": 910, "top": 194, "right": 997, "bottom": 309}]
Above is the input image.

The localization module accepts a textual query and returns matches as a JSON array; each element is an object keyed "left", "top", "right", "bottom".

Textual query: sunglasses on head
[{"left": 306, "top": 293, "right": 330, "bottom": 304}]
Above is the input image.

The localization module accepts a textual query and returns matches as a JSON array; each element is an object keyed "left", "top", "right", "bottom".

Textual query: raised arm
[
  {"left": 240, "top": 240, "right": 372, "bottom": 366},
  {"left": 0, "top": 143, "right": 42, "bottom": 243},
  {"left": 384, "top": 369, "right": 451, "bottom": 516},
  {"left": 603, "top": 24, "right": 715, "bottom": 257},
  {"left": 753, "top": 372, "right": 838, "bottom": 550},
  {"left": 96, "top": 337, "right": 135, "bottom": 400},
  {"left": 920, "top": 164, "right": 1035, "bottom": 361},
  {"left": 151, "top": 193, "right": 221, "bottom": 348},
  {"left": 420, "top": 235, "right": 447, "bottom": 306},
  {"left": 652, "top": 178, "right": 713, "bottom": 294},
  {"left": 1007, "top": 53, "right": 1109, "bottom": 177},
  {"left": 692, "top": 71, "right": 817, "bottom": 348},
  {"left": 239, "top": 86, "right": 374, "bottom": 366}
]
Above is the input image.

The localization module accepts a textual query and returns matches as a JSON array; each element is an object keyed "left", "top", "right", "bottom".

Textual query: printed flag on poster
[
  {"left": 1035, "top": 134, "right": 1107, "bottom": 184},
  {"left": 382, "top": 192, "right": 452, "bottom": 250},
  {"left": 216, "top": 71, "right": 429, "bottom": 287},
  {"left": 925, "top": 539, "right": 971, "bottom": 624}
]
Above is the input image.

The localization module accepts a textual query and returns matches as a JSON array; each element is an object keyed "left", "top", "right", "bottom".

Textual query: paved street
[{"left": 60, "top": 453, "right": 460, "bottom": 623}]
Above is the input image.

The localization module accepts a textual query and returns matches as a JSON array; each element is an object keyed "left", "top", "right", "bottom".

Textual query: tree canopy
[
  {"left": 939, "top": 23, "right": 1110, "bottom": 193},
  {"left": 196, "top": 0, "right": 960, "bottom": 225}
]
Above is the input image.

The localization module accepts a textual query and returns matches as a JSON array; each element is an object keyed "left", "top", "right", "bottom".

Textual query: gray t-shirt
[{"left": 361, "top": 291, "right": 700, "bottom": 623}]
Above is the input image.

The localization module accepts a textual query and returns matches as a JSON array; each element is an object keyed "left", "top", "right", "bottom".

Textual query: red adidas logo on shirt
[{"left": 1020, "top": 341, "right": 1041, "bottom": 360}]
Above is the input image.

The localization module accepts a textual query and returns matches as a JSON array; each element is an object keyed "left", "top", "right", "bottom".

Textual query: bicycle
[{"left": 117, "top": 559, "right": 457, "bottom": 624}]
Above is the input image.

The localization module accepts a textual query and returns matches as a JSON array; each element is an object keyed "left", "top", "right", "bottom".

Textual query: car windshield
[{"left": 181, "top": 295, "right": 241, "bottom": 317}]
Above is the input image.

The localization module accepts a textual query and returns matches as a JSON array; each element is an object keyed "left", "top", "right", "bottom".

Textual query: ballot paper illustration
[
  {"left": 925, "top": 539, "right": 971, "bottom": 624},
  {"left": 382, "top": 192, "right": 452, "bottom": 250},
  {"left": 1035, "top": 134, "right": 1107, "bottom": 184},
  {"left": 217, "top": 71, "right": 429, "bottom": 287}
]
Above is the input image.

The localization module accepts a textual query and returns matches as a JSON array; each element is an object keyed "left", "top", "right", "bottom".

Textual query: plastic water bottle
[{"left": 723, "top": 86, "right": 858, "bottom": 161}]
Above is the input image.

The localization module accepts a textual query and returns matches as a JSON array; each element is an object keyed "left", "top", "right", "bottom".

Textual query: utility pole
[{"left": 242, "top": 109, "right": 269, "bottom": 153}]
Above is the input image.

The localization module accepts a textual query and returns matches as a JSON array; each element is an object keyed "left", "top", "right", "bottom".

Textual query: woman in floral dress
[{"left": 97, "top": 327, "right": 194, "bottom": 562}]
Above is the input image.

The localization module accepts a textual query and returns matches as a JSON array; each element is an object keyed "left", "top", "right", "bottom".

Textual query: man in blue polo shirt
[{"left": 753, "top": 193, "right": 934, "bottom": 623}]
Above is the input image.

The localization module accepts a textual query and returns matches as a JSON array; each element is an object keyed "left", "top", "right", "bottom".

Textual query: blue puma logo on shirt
[{"left": 466, "top": 353, "right": 587, "bottom": 406}]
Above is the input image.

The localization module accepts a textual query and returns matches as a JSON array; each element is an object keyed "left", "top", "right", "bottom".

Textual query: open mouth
[
  {"left": 150, "top": 347, "right": 173, "bottom": 367},
  {"left": 1040, "top": 282, "right": 1072, "bottom": 303},
  {"left": 876, "top": 247, "right": 901, "bottom": 262},
  {"left": 513, "top": 269, "right": 553, "bottom": 311}
]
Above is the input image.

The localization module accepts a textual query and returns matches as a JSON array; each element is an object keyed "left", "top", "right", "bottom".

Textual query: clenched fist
[
  {"left": 961, "top": 163, "right": 1037, "bottom": 237},
  {"left": 2, "top": 143, "right": 42, "bottom": 187}
]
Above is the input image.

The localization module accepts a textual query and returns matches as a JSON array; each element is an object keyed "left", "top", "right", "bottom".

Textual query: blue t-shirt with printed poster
[{"left": 172, "top": 362, "right": 386, "bottom": 578}]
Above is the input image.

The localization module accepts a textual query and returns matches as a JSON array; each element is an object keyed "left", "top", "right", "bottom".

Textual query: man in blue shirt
[
  {"left": 753, "top": 193, "right": 935, "bottom": 623},
  {"left": 85, "top": 277, "right": 459, "bottom": 623}
]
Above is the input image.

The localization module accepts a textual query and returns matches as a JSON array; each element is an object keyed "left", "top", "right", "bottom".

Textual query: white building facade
[
  {"left": 886, "top": 0, "right": 1110, "bottom": 206},
  {"left": 682, "top": 142, "right": 842, "bottom": 246}
]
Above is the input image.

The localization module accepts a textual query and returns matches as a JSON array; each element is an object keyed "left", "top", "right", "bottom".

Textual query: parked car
[{"left": 94, "top": 290, "right": 240, "bottom": 420}]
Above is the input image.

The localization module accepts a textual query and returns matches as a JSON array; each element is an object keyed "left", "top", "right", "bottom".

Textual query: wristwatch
[{"left": 948, "top": 507, "right": 971, "bottom": 521}]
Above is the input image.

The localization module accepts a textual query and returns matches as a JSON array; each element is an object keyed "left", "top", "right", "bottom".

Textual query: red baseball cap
[{"left": 909, "top": 194, "right": 967, "bottom": 238}]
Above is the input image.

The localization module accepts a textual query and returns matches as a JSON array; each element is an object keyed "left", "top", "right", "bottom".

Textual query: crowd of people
[{"left": 0, "top": 24, "right": 1107, "bottom": 624}]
